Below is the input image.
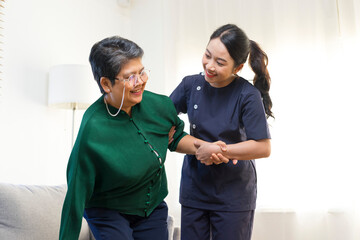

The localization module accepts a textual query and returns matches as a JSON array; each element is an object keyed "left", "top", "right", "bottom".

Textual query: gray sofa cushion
[
  {"left": 0, "top": 183, "right": 92, "bottom": 240},
  {"left": 0, "top": 183, "right": 179, "bottom": 240}
]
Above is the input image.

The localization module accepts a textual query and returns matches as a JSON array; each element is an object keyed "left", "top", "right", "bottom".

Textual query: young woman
[{"left": 170, "top": 24, "right": 273, "bottom": 240}]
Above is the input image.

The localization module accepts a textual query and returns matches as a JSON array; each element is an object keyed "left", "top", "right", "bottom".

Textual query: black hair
[
  {"left": 210, "top": 24, "right": 274, "bottom": 118},
  {"left": 89, "top": 36, "right": 144, "bottom": 94}
]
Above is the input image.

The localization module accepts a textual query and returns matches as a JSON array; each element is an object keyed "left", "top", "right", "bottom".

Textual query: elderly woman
[{"left": 59, "top": 36, "right": 227, "bottom": 240}]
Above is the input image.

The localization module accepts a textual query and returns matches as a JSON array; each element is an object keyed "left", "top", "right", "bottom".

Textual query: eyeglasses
[{"left": 114, "top": 69, "right": 150, "bottom": 87}]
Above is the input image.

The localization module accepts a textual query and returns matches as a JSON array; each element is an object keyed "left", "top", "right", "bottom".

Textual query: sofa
[{"left": 0, "top": 183, "right": 180, "bottom": 240}]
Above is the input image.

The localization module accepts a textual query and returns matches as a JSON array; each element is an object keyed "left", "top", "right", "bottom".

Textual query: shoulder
[
  {"left": 177, "top": 73, "right": 206, "bottom": 95},
  {"left": 143, "top": 90, "right": 171, "bottom": 103},
  {"left": 182, "top": 73, "right": 204, "bottom": 86},
  {"left": 183, "top": 73, "right": 204, "bottom": 81},
  {"left": 82, "top": 97, "right": 105, "bottom": 125},
  {"left": 235, "top": 77, "right": 262, "bottom": 98},
  {"left": 140, "top": 91, "right": 179, "bottom": 122},
  {"left": 142, "top": 90, "right": 174, "bottom": 109},
  {"left": 83, "top": 97, "right": 104, "bottom": 118},
  {"left": 76, "top": 96, "right": 107, "bottom": 141}
]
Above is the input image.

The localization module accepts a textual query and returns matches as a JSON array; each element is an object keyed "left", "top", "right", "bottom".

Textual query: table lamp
[{"left": 48, "top": 64, "right": 98, "bottom": 146}]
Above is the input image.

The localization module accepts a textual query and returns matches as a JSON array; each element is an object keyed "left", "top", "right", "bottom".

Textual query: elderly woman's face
[{"left": 105, "top": 57, "right": 147, "bottom": 115}]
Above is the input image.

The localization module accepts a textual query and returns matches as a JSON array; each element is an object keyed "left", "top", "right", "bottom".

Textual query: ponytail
[
  {"left": 249, "top": 40, "right": 274, "bottom": 119},
  {"left": 209, "top": 24, "right": 274, "bottom": 118}
]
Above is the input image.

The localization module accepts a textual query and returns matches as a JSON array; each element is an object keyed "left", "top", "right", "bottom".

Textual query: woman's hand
[
  {"left": 194, "top": 141, "right": 229, "bottom": 165},
  {"left": 168, "top": 126, "right": 176, "bottom": 144},
  {"left": 215, "top": 153, "right": 238, "bottom": 165}
]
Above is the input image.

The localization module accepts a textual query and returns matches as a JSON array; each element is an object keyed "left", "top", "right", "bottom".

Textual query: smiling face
[
  {"left": 202, "top": 37, "right": 243, "bottom": 88},
  {"left": 101, "top": 57, "right": 147, "bottom": 115}
]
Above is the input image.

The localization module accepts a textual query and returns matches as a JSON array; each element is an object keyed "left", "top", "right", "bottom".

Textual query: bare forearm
[
  {"left": 223, "top": 139, "right": 271, "bottom": 160},
  {"left": 175, "top": 135, "right": 206, "bottom": 155}
]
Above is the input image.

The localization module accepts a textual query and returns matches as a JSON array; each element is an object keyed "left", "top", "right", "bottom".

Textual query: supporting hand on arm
[
  {"left": 194, "top": 141, "right": 229, "bottom": 165},
  {"left": 175, "top": 135, "right": 230, "bottom": 165},
  {"left": 168, "top": 126, "right": 176, "bottom": 144}
]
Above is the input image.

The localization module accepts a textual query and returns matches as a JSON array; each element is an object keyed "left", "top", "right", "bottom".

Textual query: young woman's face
[
  {"left": 202, "top": 38, "right": 239, "bottom": 88},
  {"left": 104, "top": 57, "right": 147, "bottom": 115}
]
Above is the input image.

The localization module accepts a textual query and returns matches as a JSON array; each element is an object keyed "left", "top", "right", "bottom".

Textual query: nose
[
  {"left": 206, "top": 60, "right": 216, "bottom": 72},
  {"left": 133, "top": 75, "right": 145, "bottom": 87}
]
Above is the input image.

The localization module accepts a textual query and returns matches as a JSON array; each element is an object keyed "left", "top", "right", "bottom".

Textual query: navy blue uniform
[{"left": 170, "top": 73, "right": 270, "bottom": 240}]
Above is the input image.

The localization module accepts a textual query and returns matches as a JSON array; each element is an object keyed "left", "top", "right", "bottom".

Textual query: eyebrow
[{"left": 206, "top": 49, "right": 227, "bottom": 63}]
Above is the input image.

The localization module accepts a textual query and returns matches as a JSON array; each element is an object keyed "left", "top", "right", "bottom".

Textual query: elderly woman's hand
[
  {"left": 194, "top": 141, "right": 230, "bottom": 165},
  {"left": 168, "top": 126, "right": 176, "bottom": 144}
]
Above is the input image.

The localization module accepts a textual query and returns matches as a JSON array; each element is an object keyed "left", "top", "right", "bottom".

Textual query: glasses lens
[
  {"left": 140, "top": 69, "right": 149, "bottom": 82},
  {"left": 128, "top": 75, "right": 137, "bottom": 86},
  {"left": 126, "top": 70, "right": 150, "bottom": 87}
]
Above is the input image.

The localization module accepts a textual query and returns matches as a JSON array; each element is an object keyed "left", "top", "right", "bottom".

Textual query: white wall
[
  {"left": 1, "top": 0, "right": 360, "bottom": 238},
  {"left": 0, "top": 0, "right": 132, "bottom": 185},
  {"left": 0, "top": 0, "right": 184, "bottom": 224}
]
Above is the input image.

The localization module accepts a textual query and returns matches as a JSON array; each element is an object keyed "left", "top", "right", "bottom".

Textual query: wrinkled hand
[
  {"left": 168, "top": 126, "right": 176, "bottom": 145},
  {"left": 194, "top": 141, "right": 229, "bottom": 165}
]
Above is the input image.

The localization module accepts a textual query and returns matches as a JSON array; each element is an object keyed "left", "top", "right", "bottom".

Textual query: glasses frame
[{"left": 114, "top": 69, "right": 150, "bottom": 87}]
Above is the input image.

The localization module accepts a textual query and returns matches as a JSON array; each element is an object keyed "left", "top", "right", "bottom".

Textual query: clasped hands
[
  {"left": 168, "top": 126, "right": 237, "bottom": 166},
  {"left": 194, "top": 141, "right": 238, "bottom": 166}
]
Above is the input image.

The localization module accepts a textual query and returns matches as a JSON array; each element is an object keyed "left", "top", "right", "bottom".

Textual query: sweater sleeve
[
  {"left": 167, "top": 96, "right": 188, "bottom": 152},
  {"left": 59, "top": 132, "right": 96, "bottom": 240}
]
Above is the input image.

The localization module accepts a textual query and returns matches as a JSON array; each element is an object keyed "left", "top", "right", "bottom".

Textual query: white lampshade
[{"left": 48, "top": 64, "right": 99, "bottom": 109}]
